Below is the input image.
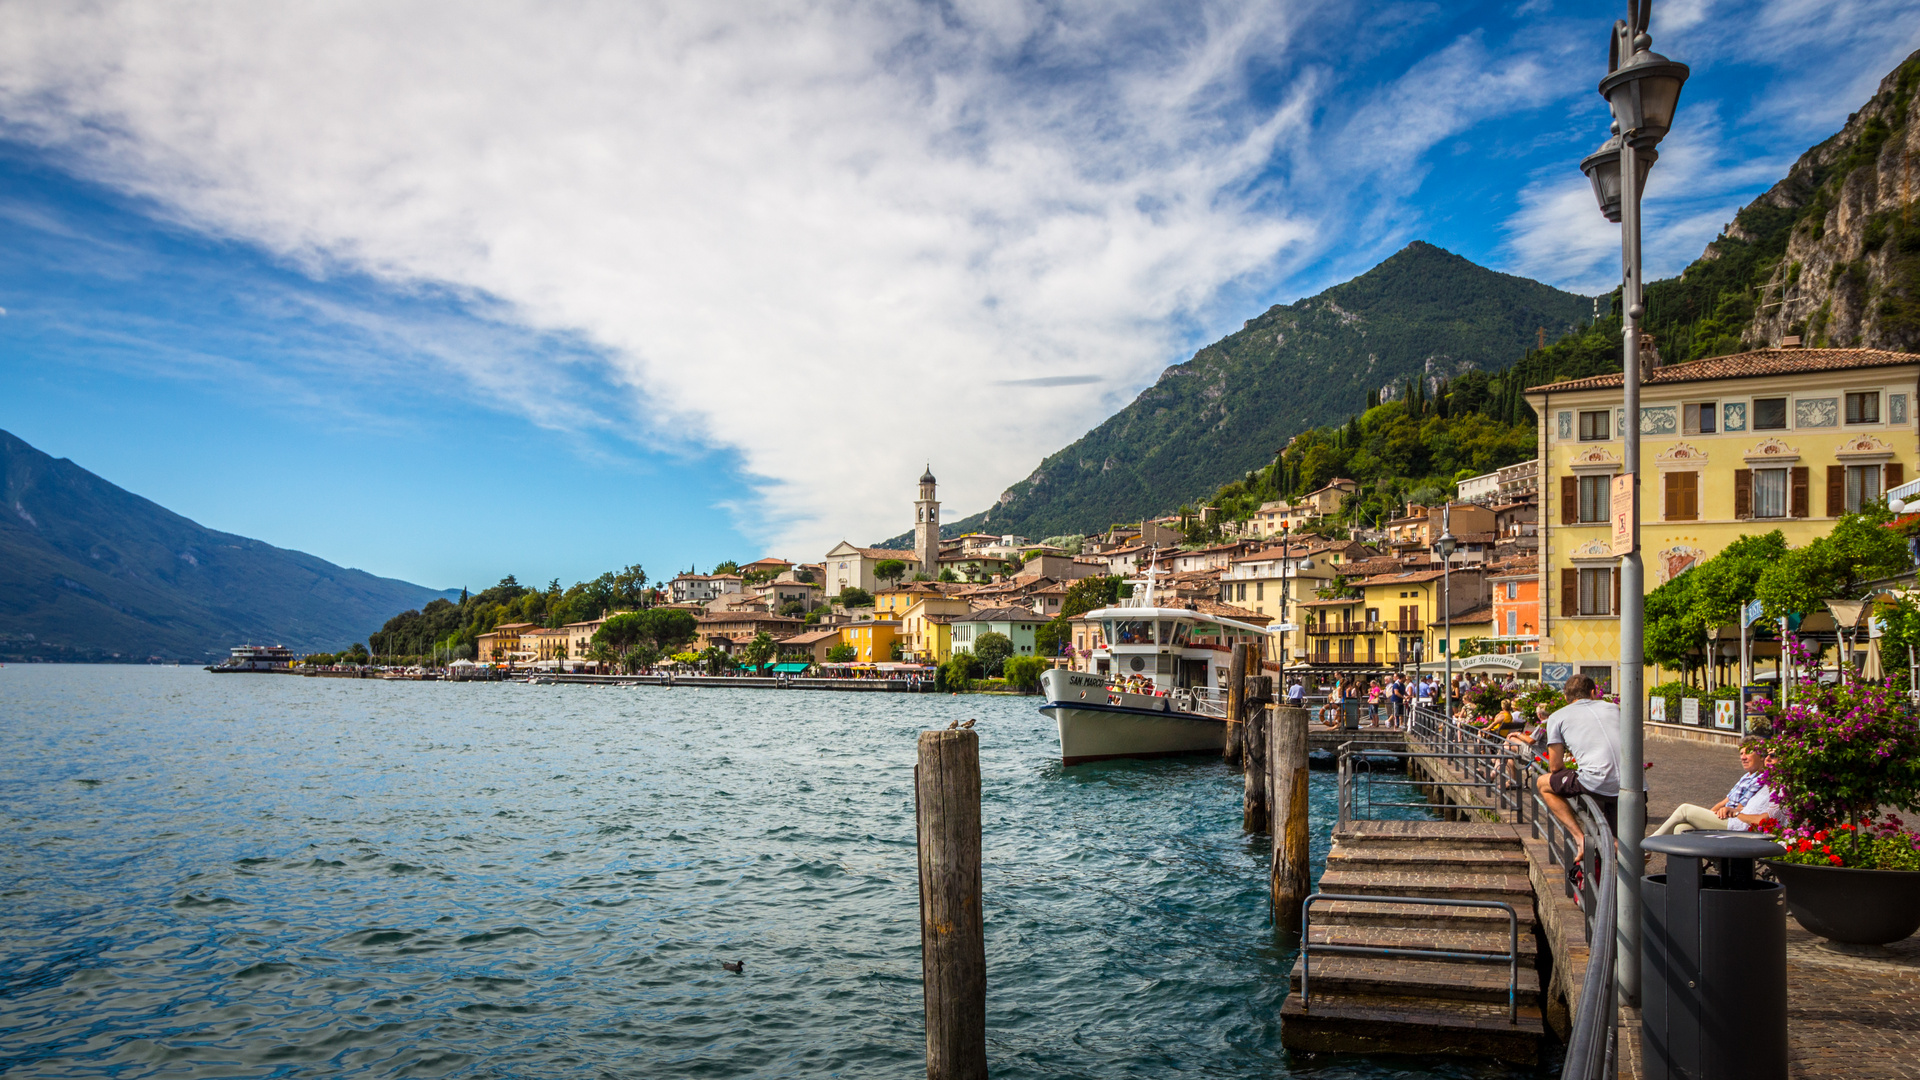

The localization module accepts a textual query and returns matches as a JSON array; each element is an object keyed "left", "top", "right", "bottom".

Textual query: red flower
[{"left": 1829, "top": 854, "right": 1844, "bottom": 865}]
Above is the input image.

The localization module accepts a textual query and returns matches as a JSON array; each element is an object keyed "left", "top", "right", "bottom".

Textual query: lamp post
[
  {"left": 1576, "top": 0, "right": 1689, "bottom": 1009},
  {"left": 1435, "top": 506, "right": 1458, "bottom": 717}
]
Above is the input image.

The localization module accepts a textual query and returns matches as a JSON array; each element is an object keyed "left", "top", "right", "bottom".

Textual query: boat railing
[{"left": 1169, "top": 686, "right": 1228, "bottom": 718}]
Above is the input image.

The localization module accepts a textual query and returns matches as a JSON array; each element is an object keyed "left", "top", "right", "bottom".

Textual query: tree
[
  {"left": 826, "top": 643, "right": 857, "bottom": 663},
  {"left": 697, "top": 644, "right": 737, "bottom": 674},
  {"left": 940, "top": 651, "right": 982, "bottom": 691},
  {"left": 795, "top": 568, "right": 815, "bottom": 583},
  {"left": 613, "top": 564, "right": 649, "bottom": 606},
  {"left": 741, "top": 631, "right": 778, "bottom": 673},
  {"left": 938, "top": 568, "right": 959, "bottom": 583},
  {"left": 838, "top": 586, "right": 874, "bottom": 609},
  {"left": 779, "top": 600, "right": 807, "bottom": 617},
  {"left": 973, "top": 631, "right": 1014, "bottom": 676},
  {"left": 594, "top": 611, "right": 652, "bottom": 652},
  {"left": 586, "top": 642, "right": 614, "bottom": 672},
  {"left": 623, "top": 641, "right": 662, "bottom": 674},
  {"left": 889, "top": 639, "right": 905, "bottom": 661},
  {"left": 875, "top": 559, "right": 907, "bottom": 588},
  {"left": 713, "top": 560, "right": 741, "bottom": 575},
  {"left": 1757, "top": 507, "right": 1909, "bottom": 618},
  {"left": 1002, "top": 655, "right": 1048, "bottom": 692}
]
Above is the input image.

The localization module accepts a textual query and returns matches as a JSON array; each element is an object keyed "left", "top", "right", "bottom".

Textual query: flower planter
[{"left": 1765, "top": 860, "right": 1920, "bottom": 946}]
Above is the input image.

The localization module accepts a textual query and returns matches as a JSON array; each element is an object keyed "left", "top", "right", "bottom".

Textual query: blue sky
[{"left": 2, "top": 0, "right": 1917, "bottom": 592}]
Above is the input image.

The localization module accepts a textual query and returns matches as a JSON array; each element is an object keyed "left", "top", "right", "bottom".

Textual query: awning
[{"left": 770, "top": 662, "right": 810, "bottom": 673}]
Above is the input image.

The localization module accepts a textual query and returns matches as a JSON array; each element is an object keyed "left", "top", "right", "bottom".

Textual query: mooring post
[
  {"left": 1269, "top": 704, "right": 1310, "bottom": 934},
  {"left": 1243, "top": 675, "right": 1272, "bottom": 833},
  {"left": 916, "top": 729, "right": 986, "bottom": 1080},
  {"left": 1223, "top": 643, "right": 1249, "bottom": 766}
]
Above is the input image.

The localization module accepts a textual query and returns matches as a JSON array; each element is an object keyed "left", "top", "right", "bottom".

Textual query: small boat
[
  {"left": 205, "top": 645, "right": 295, "bottom": 673},
  {"left": 1038, "top": 561, "right": 1271, "bottom": 766}
]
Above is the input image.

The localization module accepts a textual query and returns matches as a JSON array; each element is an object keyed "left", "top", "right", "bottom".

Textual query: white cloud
[{"left": 0, "top": 0, "right": 1324, "bottom": 553}]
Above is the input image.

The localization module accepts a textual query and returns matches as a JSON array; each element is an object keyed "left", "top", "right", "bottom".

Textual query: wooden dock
[{"left": 1280, "top": 819, "right": 1546, "bottom": 1064}]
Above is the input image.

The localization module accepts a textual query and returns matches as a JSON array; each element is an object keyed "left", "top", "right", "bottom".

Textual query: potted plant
[{"left": 1756, "top": 641, "right": 1920, "bottom": 947}]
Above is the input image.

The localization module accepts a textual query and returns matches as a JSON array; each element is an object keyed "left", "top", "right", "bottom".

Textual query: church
[{"left": 820, "top": 466, "right": 942, "bottom": 596}]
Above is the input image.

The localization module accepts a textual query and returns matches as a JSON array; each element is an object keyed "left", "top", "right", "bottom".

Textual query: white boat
[{"left": 1038, "top": 562, "right": 1273, "bottom": 765}]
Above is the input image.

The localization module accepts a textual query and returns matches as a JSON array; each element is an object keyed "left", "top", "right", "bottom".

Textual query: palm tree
[{"left": 741, "top": 631, "right": 777, "bottom": 673}]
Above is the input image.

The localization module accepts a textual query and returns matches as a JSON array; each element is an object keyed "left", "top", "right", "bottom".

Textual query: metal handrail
[
  {"left": 1395, "top": 706, "right": 1619, "bottom": 1079},
  {"left": 1300, "top": 893, "right": 1521, "bottom": 1024}
]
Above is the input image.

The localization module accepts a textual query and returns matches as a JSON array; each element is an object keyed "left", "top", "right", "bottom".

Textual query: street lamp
[
  {"left": 1434, "top": 507, "right": 1457, "bottom": 717},
  {"left": 1577, "top": 0, "right": 1689, "bottom": 1011}
]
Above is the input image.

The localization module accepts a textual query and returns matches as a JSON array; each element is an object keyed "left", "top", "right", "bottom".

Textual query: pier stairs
[{"left": 1279, "top": 819, "right": 1545, "bottom": 1063}]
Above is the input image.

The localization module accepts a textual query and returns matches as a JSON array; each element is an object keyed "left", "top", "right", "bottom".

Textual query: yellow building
[
  {"left": 1298, "top": 567, "right": 1487, "bottom": 669},
  {"left": 1527, "top": 347, "right": 1918, "bottom": 686},
  {"left": 839, "top": 620, "right": 903, "bottom": 663},
  {"left": 875, "top": 584, "right": 945, "bottom": 620},
  {"left": 898, "top": 596, "right": 971, "bottom": 662}
]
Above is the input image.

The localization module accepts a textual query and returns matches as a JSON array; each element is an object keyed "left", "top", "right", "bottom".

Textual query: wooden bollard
[
  {"left": 1223, "top": 643, "right": 1249, "bottom": 766},
  {"left": 916, "top": 729, "right": 986, "bottom": 1080},
  {"left": 1269, "top": 705, "right": 1310, "bottom": 933},
  {"left": 1242, "top": 676, "right": 1272, "bottom": 833}
]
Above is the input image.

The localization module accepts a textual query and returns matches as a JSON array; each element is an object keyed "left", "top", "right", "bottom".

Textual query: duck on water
[{"left": 1038, "top": 560, "right": 1272, "bottom": 766}]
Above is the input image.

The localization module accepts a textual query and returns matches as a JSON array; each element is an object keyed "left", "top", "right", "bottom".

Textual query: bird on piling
[
  {"left": 960, "top": 719, "right": 975, "bottom": 729},
  {"left": 721, "top": 960, "right": 744, "bottom": 974},
  {"left": 945, "top": 720, "right": 959, "bottom": 730}
]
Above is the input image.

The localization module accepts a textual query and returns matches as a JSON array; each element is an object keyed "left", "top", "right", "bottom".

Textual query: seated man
[
  {"left": 1535, "top": 674, "right": 1621, "bottom": 862},
  {"left": 1653, "top": 741, "right": 1779, "bottom": 834}
]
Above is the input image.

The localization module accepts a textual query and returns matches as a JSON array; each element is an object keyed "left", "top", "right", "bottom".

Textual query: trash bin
[{"left": 1640, "top": 833, "right": 1787, "bottom": 1080}]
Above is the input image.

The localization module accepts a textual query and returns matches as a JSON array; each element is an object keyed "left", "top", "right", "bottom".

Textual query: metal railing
[
  {"left": 1299, "top": 894, "right": 1521, "bottom": 1024},
  {"left": 1170, "top": 685, "right": 1228, "bottom": 718},
  {"left": 1373, "top": 704, "right": 1618, "bottom": 1080},
  {"left": 1335, "top": 746, "right": 1532, "bottom": 828}
]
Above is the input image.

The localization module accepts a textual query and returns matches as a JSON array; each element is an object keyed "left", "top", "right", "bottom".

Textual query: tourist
[
  {"left": 1287, "top": 677, "right": 1306, "bottom": 708},
  {"left": 1535, "top": 674, "right": 1622, "bottom": 864},
  {"left": 1652, "top": 741, "right": 1779, "bottom": 835}
]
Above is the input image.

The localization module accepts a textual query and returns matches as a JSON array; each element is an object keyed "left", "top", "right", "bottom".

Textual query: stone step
[
  {"left": 1308, "top": 897, "right": 1536, "bottom": 931},
  {"left": 1289, "top": 954, "right": 1541, "bottom": 1006},
  {"left": 1332, "top": 819, "right": 1524, "bottom": 845},
  {"left": 1279, "top": 990, "right": 1543, "bottom": 1065},
  {"left": 1306, "top": 922, "right": 1539, "bottom": 961},
  {"left": 1317, "top": 868, "right": 1534, "bottom": 903},
  {"left": 1328, "top": 843, "right": 1530, "bottom": 874}
]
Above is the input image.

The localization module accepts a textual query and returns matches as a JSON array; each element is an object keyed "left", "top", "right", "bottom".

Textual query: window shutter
[
  {"left": 1663, "top": 472, "right": 1679, "bottom": 521},
  {"left": 1827, "top": 465, "right": 1846, "bottom": 517},
  {"left": 1680, "top": 471, "right": 1698, "bottom": 520},
  {"left": 1888, "top": 462, "right": 1906, "bottom": 491},
  {"left": 1561, "top": 476, "right": 1579, "bottom": 525},
  {"left": 1734, "top": 469, "right": 1752, "bottom": 519},
  {"left": 1791, "top": 466, "right": 1811, "bottom": 518},
  {"left": 1612, "top": 569, "right": 1621, "bottom": 616},
  {"left": 1561, "top": 568, "right": 1578, "bottom": 617}
]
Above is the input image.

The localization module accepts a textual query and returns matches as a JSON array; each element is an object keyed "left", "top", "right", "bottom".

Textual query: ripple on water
[{"left": 0, "top": 667, "right": 1556, "bottom": 1079}]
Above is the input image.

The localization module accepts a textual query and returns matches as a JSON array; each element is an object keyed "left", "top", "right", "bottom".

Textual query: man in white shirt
[{"left": 1535, "top": 674, "right": 1622, "bottom": 861}]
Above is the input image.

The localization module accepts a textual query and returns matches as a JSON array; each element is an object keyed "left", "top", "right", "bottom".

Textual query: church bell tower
[{"left": 914, "top": 465, "right": 940, "bottom": 579}]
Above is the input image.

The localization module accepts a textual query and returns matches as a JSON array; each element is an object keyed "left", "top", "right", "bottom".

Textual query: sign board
[
  {"left": 1648, "top": 696, "right": 1667, "bottom": 724},
  {"left": 1272, "top": 623, "right": 1300, "bottom": 633},
  {"left": 1460, "top": 653, "right": 1525, "bottom": 670},
  {"left": 1713, "top": 700, "right": 1738, "bottom": 730},
  {"left": 1610, "top": 473, "right": 1635, "bottom": 555},
  {"left": 1542, "top": 662, "right": 1574, "bottom": 686},
  {"left": 1680, "top": 697, "right": 1701, "bottom": 726},
  {"left": 1742, "top": 599, "right": 1765, "bottom": 628}
]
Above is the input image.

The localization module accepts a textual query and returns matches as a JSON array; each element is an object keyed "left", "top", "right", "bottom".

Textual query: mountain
[
  {"left": 1641, "top": 49, "right": 1920, "bottom": 358},
  {"left": 0, "top": 429, "right": 455, "bottom": 661},
  {"left": 907, "top": 242, "right": 1592, "bottom": 542}
]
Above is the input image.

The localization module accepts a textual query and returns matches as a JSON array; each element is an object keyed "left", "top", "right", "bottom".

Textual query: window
[
  {"left": 1365, "top": 608, "right": 1379, "bottom": 623},
  {"left": 1236, "top": 582, "right": 1247, "bottom": 601},
  {"left": 1507, "top": 611, "right": 1518, "bottom": 636},
  {"left": 1255, "top": 581, "right": 1264, "bottom": 601},
  {"left": 1577, "top": 475, "right": 1610, "bottom": 523},
  {"left": 1505, "top": 582, "right": 1518, "bottom": 600},
  {"left": 1847, "top": 392, "right": 1881, "bottom": 424},
  {"left": 1753, "top": 397, "right": 1788, "bottom": 430},
  {"left": 1578, "top": 567, "right": 1615, "bottom": 616},
  {"left": 1752, "top": 468, "right": 1789, "bottom": 518},
  {"left": 1578, "top": 410, "right": 1611, "bottom": 441},
  {"left": 1664, "top": 471, "right": 1699, "bottom": 521},
  {"left": 1846, "top": 464, "right": 1883, "bottom": 512},
  {"left": 1682, "top": 402, "right": 1717, "bottom": 435}
]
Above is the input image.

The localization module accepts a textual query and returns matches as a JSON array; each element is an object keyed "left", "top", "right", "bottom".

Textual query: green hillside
[
  {"left": 0, "top": 429, "right": 454, "bottom": 661},
  {"left": 915, "top": 241, "right": 1594, "bottom": 542}
]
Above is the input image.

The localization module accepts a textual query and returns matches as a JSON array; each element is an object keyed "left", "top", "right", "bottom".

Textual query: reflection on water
[{"left": 0, "top": 666, "right": 1544, "bottom": 1078}]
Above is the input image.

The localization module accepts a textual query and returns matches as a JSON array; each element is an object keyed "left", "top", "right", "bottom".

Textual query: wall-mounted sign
[{"left": 1611, "top": 473, "right": 1635, "bottom": 555}]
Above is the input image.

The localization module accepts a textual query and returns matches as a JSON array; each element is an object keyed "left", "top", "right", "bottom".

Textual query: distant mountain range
[
  {"left": 0, "top": 429, "right": 454, "bottom": 661},
  {"left": 882, "top": 241, "right": 1593, "bottom": 545}
]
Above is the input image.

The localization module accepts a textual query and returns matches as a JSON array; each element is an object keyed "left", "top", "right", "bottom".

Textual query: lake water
[{"left": 0, "top": 666, "right": 1545, "bottom": 1078}]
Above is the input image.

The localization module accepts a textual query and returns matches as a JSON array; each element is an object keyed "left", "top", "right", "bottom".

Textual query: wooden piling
[
  {"left": 1269, "top": 704, "right": 1310, "bottom": 933},
  {"left": 1223, "top": 643, "right": 1249, "bottom": 766},
  {"left": 1243, "top": 676, "right": 1272, "bottom": 833},
  {"left": 915, "top": 729, "right": 986, "bottom": 1080}
]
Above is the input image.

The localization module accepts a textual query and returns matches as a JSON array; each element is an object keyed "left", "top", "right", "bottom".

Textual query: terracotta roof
[
  {"left": 779, "top": 629, "right": 842, "bottom": 644},
  {"left": 695, "top": 613, "right": 804, "bottom": 626},
  {"left": 1526, "top": 347, "right": 1919, "bottom": 394},
  {"left": 1186, "top": 599, "right": 1272, "bottom": 624},
  {"left": 1299, "top": 596, "right": 1364, "bottom": 607},
  {"left": 1446, "top": 605, "right": 1494, "bottom": 625},
  {"left": 955, "top": 606, "right": 1050, "bottom": 623},
  {"left": 1360, "top": 569, "right": 1449, "bottom": 585},
  {"left": 1488, "top": 559, "right": 1539, "bottom": 578}
]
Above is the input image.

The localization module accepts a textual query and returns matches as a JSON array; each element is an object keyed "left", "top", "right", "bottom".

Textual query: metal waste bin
[{"left": 1640, "top": 833, "right": 1787, "bottom": 1080}]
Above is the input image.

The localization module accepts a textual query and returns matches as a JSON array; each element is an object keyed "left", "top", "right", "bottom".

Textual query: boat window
[
  {"left": 1158, "top": 621, "right": 1175, "bottom": 644},
  {"left": 1112, "top": 620, "right": 1153, "bottom": 645}
]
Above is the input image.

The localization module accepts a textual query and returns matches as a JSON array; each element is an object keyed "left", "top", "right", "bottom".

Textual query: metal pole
[
  {"left": 1443, "top": 509, "right": 1453, "bottom": 718},
  {"left": 1616, "top": 135, "right": 1647, "bottom": 1008}
]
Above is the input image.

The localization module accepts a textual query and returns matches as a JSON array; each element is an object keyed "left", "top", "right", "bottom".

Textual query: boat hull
[{"left": 1040, "top": 701, "right": 1227, "bottom": 765}]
